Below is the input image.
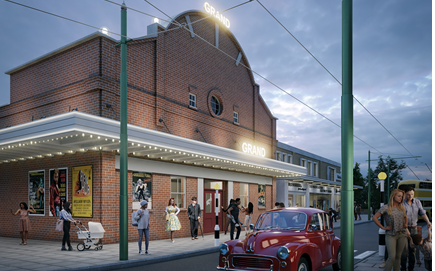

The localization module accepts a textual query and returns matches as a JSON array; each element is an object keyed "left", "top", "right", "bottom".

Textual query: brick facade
[{"left": 1, "top": 11, "right": 278, "bottom": 244}]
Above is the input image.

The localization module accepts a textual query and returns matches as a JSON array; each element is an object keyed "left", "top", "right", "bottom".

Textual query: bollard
[{"left": 379, "top": 228, "right": 386, "bottom": 256}]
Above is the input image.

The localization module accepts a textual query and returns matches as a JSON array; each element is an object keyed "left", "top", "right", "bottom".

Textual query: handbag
[
  {"left": 162, "top": 212, "right": 169, "bottom": 221},
  {"left": 55, "top": 219, "right": 64, "bottom": 232},
  {"left": 132, "top": 211, "right": 139, "bottom": 227}
]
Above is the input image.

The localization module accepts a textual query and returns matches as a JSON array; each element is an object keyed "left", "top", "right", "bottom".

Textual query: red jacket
[{"left": 50, "top": 184, "right": 61, "bottom": 216}]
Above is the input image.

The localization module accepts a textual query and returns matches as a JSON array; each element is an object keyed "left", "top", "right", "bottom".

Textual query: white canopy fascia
[
  {"left": 0, "top": 111, "right": 306, "bottom": 178},
  {"left": 279, "top": 175, "right": 363, "bottom": 189}
]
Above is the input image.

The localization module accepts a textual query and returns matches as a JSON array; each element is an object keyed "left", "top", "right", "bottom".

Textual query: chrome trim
[{"left": 231, "top": 255, "right": 276, "bottom": 271}]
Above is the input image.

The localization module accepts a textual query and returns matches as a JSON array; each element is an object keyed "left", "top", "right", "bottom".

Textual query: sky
[{"left": 0, "top": 0, "right": 432, "bottom": 181}]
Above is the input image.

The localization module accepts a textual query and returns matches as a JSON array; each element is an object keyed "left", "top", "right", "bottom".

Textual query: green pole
[
  {"left": 119, "top": 2, "right": 128, "bottom": 261},
  {"left": 341, "top": 0, "right": 354, "bottom": 269},
  {"left": 368, "top": 150, "right": 370, "bottom": 220}
]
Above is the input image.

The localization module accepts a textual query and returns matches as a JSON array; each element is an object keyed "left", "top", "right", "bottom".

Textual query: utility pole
[
  {"left": 341, "top": 0, "right": 353, "bottom": 269},
  {"left": 367, "top": 150, "right": 371, "bottom": 220},
  {"left": 378, "top": 172, "right": 387, "bottom": 256},
  {"left": 119, "top": 1, "right": 128, "bottom": 261}
]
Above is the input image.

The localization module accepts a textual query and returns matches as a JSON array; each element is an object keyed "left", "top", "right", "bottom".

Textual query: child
[{"left": 410, "top": 229, "right": 432, "bottom": 271}]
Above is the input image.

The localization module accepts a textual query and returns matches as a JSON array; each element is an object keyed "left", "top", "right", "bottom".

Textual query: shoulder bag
[{"left": 55, "top": 219, "right": 63, "bottom": 232}]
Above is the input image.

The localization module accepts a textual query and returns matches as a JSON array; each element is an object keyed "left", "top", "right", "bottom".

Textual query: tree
[
  {"left": 353, "top": 163, "right": 365, "bottom": 206},
  {"left": 373, "top": 156, "right": 407, "bottom": 203},
  {"left": 364, "top": 167, "right": 380, "bottom": 210}
]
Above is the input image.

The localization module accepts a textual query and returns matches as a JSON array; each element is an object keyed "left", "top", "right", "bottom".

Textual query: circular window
[{"left": 211, "top": 95, "right": 222, "bottom": 115}]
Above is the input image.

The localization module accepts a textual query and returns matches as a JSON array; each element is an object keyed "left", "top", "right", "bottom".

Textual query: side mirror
[
  {"left": 310, "top": 224, "right": 317, "bottom": 231},
  {"left": 249, "top": 224, "right": 255, "bottom": 230}
]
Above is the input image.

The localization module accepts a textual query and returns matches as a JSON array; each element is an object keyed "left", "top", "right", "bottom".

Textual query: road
[{"left": 114, "top": 221, "right": 384, "bottom": 271}]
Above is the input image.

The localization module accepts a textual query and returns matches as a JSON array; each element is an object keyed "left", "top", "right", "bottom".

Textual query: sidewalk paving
[{"left": 0, "top": 218, "right": 425, "bottom": 271}]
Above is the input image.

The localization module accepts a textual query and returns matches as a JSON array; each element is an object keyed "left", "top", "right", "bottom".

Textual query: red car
[{"left": 217, "top": 207, "right": 341, "bottom": 271}]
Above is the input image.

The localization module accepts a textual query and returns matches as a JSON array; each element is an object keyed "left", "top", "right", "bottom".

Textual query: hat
[{"left": 140, "top": 200, "right": 148, "bottom": 206}]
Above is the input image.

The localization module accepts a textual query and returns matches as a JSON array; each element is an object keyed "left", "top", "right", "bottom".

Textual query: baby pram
[{"left": 75, "top": 221, "right": 105, "bottom": 251}]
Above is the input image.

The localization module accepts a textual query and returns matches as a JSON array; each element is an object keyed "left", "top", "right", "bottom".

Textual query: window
[
  {"left": 300, "top": 159, "right": 307, "bottom": 174},
  {"left": 282, "top": 154, "right": 286, "bottom": 162},
  {"left": 240, "top": 183, "right": 249, "bottom": 207},
  {"left": 321, "top": 212, "right": 330, "bottom": 230},
  {"left": 307, "top": 161, "right": 312, "bottom": 175},
  {"left": 313, "top": 162, "right": 318, "bottom": 177},
  {"left": 276, "top": 152, "right": 281, "bottom": 161},
  {"left": 288, "top": 154, "right": 293, "bottom": 164},
  {"left": 211, "top": 95, "right": 222, "bottom": 115},
  {"left": 258, "top": 184, "right": 265, "bottom": 208},
  {"left": 170, "top": 177, "right": 186, "bottom": 208},
  {"left": 328, "top": 167, "right": 336, "bottom": 181},
  {"left": 309, "top": 213, "right": 322, "bottom": 231},
  {"left": 233, "top": 111, "right": 239, "bottom": 124},
  {"left": 189, "top": 93, "right": 196, "bottom": 108}
]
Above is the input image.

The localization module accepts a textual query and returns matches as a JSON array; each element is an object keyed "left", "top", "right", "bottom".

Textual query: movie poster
[
  {"left": 28, "top": 170, "right": 45, "bottom": 215},
  {"left": 49, "top": 168, "right": 68, "bottom": 217},
  {"left": 72, "top": 165, "right": 92, "bottom": 217},
  {"left": 132, "top": 172, "right": 152, "bottom": 209}
]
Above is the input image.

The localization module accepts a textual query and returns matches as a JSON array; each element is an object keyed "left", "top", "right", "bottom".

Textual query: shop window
[
  {"left": 258, "top": 184, "right": 265, "bottom": 208},
  {"left": 171, "top": 177, "right": 186, "bottom": 208},
  {"left": 240, "top": 183, "right": 249, "bottom": 207},
  {"left": 189, "top": 93, "right": 196, "bottom": 108},
  {"left": 313, "top": 162, "right": 318, "bottom": 177},
  {"left": 233, "top": 111, "right": 239, "bottom": 124}
]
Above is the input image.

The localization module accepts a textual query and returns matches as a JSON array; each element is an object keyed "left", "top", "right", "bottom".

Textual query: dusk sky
[{"left": 0, "top": 0, "right": 432, "bottom": 181}]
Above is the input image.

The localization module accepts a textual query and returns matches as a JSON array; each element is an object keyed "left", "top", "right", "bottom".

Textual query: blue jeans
[
  {"left": 55, "top": 206, "right": 60, "bottom": 217},
  {"left": 138, "top": 229, "right": 149, "bottom": 252}
]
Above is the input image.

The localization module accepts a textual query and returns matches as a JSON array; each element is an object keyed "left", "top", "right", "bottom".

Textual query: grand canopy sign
[
  {"left": 242, "top": 142, "right": 266, "bottom": 157},
  {"left": 203, "top": 2, "right": 231, "bottom": 28}
]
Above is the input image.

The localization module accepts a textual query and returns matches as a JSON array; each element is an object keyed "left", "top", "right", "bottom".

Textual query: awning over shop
[
  {"left": 0, "top": 111, "right": 306, "bottom": 178},
  {"left": 279, "top": 175, "right": 363, "bottom": 190}
]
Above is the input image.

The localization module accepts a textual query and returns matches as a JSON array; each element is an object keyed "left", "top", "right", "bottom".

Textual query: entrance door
[{"left": 203, "top": 189, "right": 224, "bottom": 233}]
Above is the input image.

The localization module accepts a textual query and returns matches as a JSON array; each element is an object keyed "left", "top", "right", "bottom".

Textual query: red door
[{"left": 203, "top": 189, "right": 224, "bottom": 233}]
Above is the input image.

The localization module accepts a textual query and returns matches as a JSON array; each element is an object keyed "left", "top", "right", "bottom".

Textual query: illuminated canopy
[{"left": 0, "top": 111, "right": 306, "bottom": 178}]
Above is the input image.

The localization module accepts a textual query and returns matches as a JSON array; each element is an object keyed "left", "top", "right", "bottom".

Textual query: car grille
[{"left": 232, "top": 256, "right": 273, "bottom": 270}]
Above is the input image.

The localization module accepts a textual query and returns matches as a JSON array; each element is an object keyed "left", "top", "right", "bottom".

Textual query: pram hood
[{"left": 88, "top": 222, "right": 105, "bottom": 233}]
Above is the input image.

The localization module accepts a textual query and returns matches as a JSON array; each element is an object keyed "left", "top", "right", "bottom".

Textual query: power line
[
  {"left": 256, "top": 0, "right": 425, "bottom": 168},
  {"left": 407, "top": 166, "right": 420, "bottom": 180}
]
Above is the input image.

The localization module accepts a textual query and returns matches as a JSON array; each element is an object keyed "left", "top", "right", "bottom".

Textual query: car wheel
[
  {"left": 332, "top": 247, "right": 342, "bottom": 271},
  {"left": 297, "top": 257, "right": 310, "bottom": 271}
]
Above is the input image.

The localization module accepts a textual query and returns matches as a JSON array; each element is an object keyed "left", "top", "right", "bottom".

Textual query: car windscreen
[{"left": 255, "top": 212, "right": 307, "bottom": 230}]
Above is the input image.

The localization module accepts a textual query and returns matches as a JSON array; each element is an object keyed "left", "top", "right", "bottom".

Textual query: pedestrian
[
  {"left": 165, "top": 198, "right": 181, "bottom": 243},
  {"left": 274, "top": 202, "right": 280, "bottom": 209},
  {"left": 227, "top": 198, "right": 242, "bottom": 240},
  {"left": 135, "top": 200, "right": 150, "bottom": 255},
  {"left": 400, "top": 186, "right": 432, "bottom": 271},
  {"left": 11, "top": 202, "right": 36, "bottom": 245},
  {"left": 354, "top": 203, "right": 358, "bottom": 220},
  {"left": 279, "top": 202, "right": 285, "bottom": 208},
  {"left": 357, "top": 204, "right": 362, "bottom": 220},
  {"left": 222, "top": 199, "right": 234, "bottom": 235},
  {"left": 59, "top": 201, "right": 79, "bottom": 251},
  {"left": 50, "top": 168, "right": 61, "bottom": 216},
  {"left": 329, "top": 208, "right": 338, "bottom": 222},
  {"left": 372, "top": 189, "right": 409, "bottom": 271},
  {"left": 188, "top": 197, "right": 201, "bottom": 240},
  {"left": 410, "top": 230, "right": 432, "bottom": 271},
  {"left": 295, "top": 203, "right": 299, "bottom": 207},
  {"left": 242, "top": 202, "right": 253, "bottom": 236}
]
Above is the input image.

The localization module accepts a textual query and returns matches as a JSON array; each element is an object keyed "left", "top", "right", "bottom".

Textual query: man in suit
[
  {"left": 188, "top": 197, "right": 201, "bottom": 240},
  {"left": 228, "top": 198, "right": 242, "bottom": 240}
]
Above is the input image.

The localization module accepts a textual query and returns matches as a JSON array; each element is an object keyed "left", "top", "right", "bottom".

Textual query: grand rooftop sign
[
  {"left": 242, "top": 142, "right": 266, "bottom": 157},
  {"left": 204, "top": 2, "right": 230, "bottom": 28}
]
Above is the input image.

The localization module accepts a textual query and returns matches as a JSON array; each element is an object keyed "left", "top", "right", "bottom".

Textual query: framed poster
[
  {"left": 49, "top": 168, "right": 68, "bottom": 217},
  {"left": 72, "top": 165, "right": 92, "bottom": 217},
  {"left": 28, "top": 170, "right": 45, "bottom": 215},
  {"left": 132, "top": 172, "right": 152, "bottom": 209}
]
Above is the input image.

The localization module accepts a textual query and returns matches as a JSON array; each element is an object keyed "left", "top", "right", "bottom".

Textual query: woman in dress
[
  {"left": 242, "top": 202, "right": 254, "bottom": 236},
  {"left": 59, "top": 201, "right": 79, "bottom": 251},
  {"left": 11, "top": 202, "right": 36, "bottom": 245},
  {"left": 373, "top": 189, "right": 409, "bottom": 271},
  {"left": 165, "top": 198, "right": 181, "bottom": 243}
]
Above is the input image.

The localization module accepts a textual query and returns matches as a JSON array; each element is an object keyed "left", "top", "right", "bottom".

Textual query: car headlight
[
  {"left": 277, "top": 246, "right": 290, "bottom": 260},
  {"left": 219, "top": 243, "right": 229, "bottom": 255}
]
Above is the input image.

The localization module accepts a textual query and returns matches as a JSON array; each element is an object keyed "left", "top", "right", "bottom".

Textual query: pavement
[{"left": 0, "top": 218, "right": 428, "bottom": 271}]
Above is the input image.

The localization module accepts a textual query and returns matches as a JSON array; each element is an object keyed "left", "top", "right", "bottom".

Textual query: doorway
[{"left": 203, "top": 189, "right": 224, "bottom": 233}]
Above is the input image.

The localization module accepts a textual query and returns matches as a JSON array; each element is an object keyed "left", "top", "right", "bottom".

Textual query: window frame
[
  {"left": 240, "top": 183, "right": 249, "bottom": 208},
  {"left": 211, "top": 95, "right": 222, "bottom": 115},
  {"left": 313, "top": 162, "right": 318, "bottom": 177},
  {"left": 170, "top": 176, "right": 186, "bottom": 208},
  {"left": 233, "top": 111, "right": 239, "bottom": 124},
  {"left": 189, "top": 93, "right": 197, "bottom": 109}
]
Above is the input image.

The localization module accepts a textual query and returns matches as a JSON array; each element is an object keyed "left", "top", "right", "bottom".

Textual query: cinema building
[{"left": 0, "top": 9, "right": 307, "bottom": 243}]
